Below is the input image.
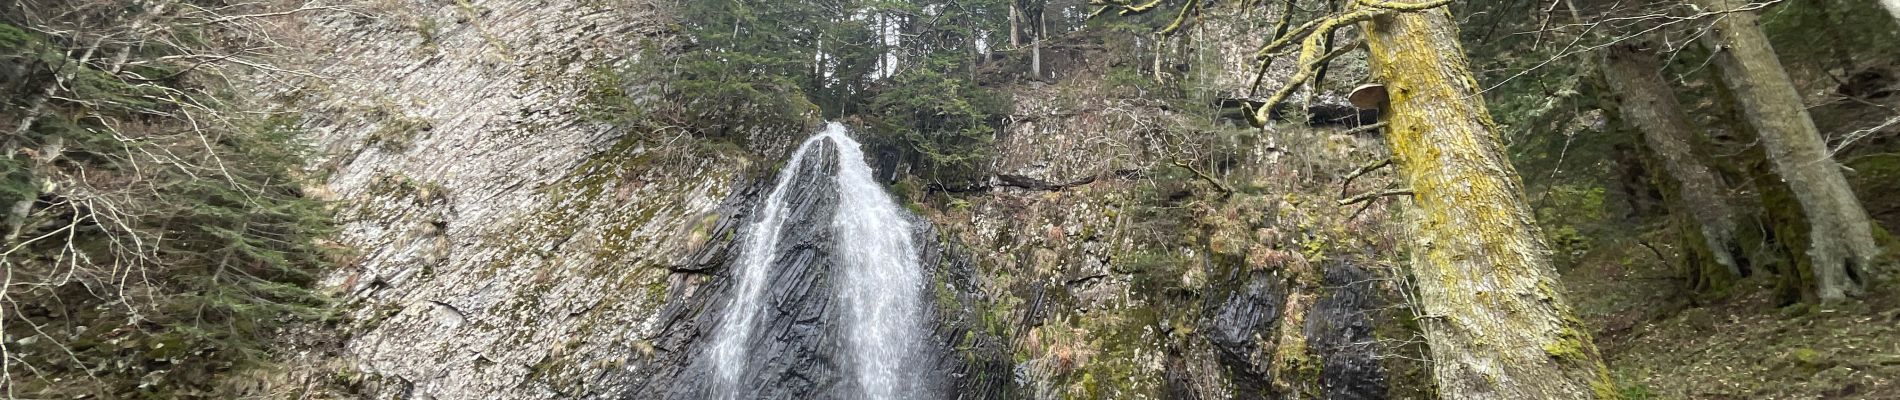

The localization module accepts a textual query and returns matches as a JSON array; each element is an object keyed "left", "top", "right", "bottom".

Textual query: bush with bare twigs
[{"left": 2, "top": 0, "right": 340, "bottom": 397}]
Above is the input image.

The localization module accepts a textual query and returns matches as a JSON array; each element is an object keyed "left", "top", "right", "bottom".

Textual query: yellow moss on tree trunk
[{"left": 1358, "top": 4, "right": 1615, "bottom": 399}]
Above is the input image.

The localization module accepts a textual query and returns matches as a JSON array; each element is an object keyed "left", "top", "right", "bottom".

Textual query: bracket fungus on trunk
[{"left": 1348, "top": 83, "right": 1388, "bottom": 110}]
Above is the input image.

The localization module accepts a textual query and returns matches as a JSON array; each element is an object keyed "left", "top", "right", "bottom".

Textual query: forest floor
[{"left": 1567, "top": 239, "right": 1900, "bottom": 399}]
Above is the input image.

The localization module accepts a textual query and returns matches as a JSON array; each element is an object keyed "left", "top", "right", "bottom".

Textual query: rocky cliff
[
  {"left": 924, "top": 54, "right": 1425, "bottom": 397},
  {"left": 257, "top": 0, "right": 1428, "bottom": 398},
  {"left": 258, "top": 0, "right": 749, "bottom": 397}
]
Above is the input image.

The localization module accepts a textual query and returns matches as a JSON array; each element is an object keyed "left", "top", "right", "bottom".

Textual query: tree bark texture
[
  {"left": 1600, "top": 43, "right": 1746, "bottom": 290},
  {"left": 1359, "top": 5, "right": 1615, "bottom": 399},
  {"left": 1696, "top": 0, "right": 1881, "bottom": 301}
]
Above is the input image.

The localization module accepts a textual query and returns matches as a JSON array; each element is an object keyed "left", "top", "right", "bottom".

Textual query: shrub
[
  {"left": 868, "top": 57, "right": 1011, "bottom": 189},
  {"left": 3, "top": 9, "right": 337, "bottom": 397}
]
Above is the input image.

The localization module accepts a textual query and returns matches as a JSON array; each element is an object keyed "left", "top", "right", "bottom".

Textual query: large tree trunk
[
  {"left": 1600, "top": 42, "right": 1746, "bottom": 291},
  {"left": 1695, "top": 0, "right": 1881, "bottom": 302},
  {"left": 1359, "top": 5, "right": 1614, "bottom": 399},
  {"left": 1700, "top": 63, "right": 1812, "bottom": 305}
]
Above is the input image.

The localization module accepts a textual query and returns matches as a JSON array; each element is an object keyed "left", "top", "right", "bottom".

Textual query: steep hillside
[
  {"left": 7, "top": 0, "right": 1898, "bottom": 398},
  {"left": 249, "top": 0, "right": 764, "bottom": 397},
  {"left": 248, "top": 0, "right": 1437, "bottom": 397}
]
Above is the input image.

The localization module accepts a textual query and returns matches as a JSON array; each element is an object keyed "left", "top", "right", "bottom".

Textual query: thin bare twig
[{"left": 1337, "top": 188, "right": 1414, "bottom": 206}]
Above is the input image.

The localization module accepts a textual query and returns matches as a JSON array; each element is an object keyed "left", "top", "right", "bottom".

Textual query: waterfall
[
  {"left": 710, "top": 122, "right": 926, "bottom": 399},
  {"left": 708, "top": 132, "right": 827, "bottom": 395},
  {"left": 828, "top": 124, "right": 926, "bottom": 399}
]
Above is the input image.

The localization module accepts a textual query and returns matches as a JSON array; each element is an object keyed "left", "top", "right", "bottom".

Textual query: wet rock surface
[
  {"left": 1205, "top": 268, "right": 1290, "bottom": 398},
  {"left": 1304, "top": 261, "right": 1390, "bottom": 400},
  {"left": 623, "top": 142, "right": 1010, "bottom": 399}
]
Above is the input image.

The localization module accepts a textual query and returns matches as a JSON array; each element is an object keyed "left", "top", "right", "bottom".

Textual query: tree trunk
[
  {"left": 1600, "top": 42, "right": 1746, "bottom": 290},
  {"left": 1031, "top": 5, "right": 1044, "bottom": 79},
  {"left": 814, "top": 30, "right": 827, "bottom": 93},
  {"left": 1698, "top": 63, "right": 1812, "bottom": 305},
  {"left": 1608, "top": 142, "right": 1664, "bottom": 221},
  {"left": 7, "top": 39, "right": 101, "bottom": 243},
  {"left": 1750, "top": 141, "right": 1818, "bottom": 305},
  {"left": 1695, "top": 0, "right": 1881, "bottom": 302},
  {"left": 972, "top": 28, "right": 983, "bottom": 80},
  {"left": 1009, "top": 1, "right": 1022, "bottom": 48},
  {"left": 1152, "top": 35, "right": 1165, "bottom": 83},
  {"left": 1359, "top": 5, "right": 1614, "bottom": 399}
]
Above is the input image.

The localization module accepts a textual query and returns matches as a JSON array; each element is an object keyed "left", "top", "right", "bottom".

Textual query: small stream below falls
[{"left": 710, "top": 123, "right": 927, "bottom": 399}]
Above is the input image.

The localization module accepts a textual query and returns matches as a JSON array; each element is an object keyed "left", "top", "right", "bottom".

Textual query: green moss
[
  {"left": 641, "top": 266, "right": 671, "bottom": 307},
  {"left": 1616, "top": 380, "right": 1656, "bottom": 399},
  {"left": 1280, "top": 336, "right": 1325, "bottom": 396},
  {"left": 1781, "top": 346, "right": 1841, "bottom": 376},
  {"left": 932, "top": 269, "right": 960, "bottom": 312},
  {"left": 1080, "top": 371, "right": 1101, "bottom": 398},
  {"left": 1761, "top": 159, "right": 1818, "bottom": 304},
  {"left": 1538, "top": 321, "right": 1623, "bottom": 399},
  {"left": 1543, "top": 326, "right": 1591, "bottom": 361},
  {"left": 1592, "top": 370, "right": 1622, "bottom": 400}
]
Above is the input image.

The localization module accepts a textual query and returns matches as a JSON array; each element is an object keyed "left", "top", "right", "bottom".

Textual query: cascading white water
[
  {"left": 827, "top": 125, "right": 925, "bottom": 399},
  {"left": 709, "top": 132, "right": 829, "bottom": 395},
  {"left": 710, "top": 123, "right": 925, "bottom": 399}
]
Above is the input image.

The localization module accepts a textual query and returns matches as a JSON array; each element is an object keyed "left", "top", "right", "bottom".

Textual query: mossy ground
[
  {"left": 1548, "top": 5, "right": 1900, "bottom": 397},
  {"left": 1846, "top": 153, "right": 1900, "bottom": 233},
  {"left": 1566, "top": 236, "right": 1900, "bottom": 399}
]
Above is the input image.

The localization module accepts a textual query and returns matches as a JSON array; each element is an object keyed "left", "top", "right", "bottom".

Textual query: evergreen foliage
[
  {"left": 665, "top": 0, "right": 1020, "bottom": 187},
  {"left": 869, "top": 57, "right": 1011, "bottom": 188},
  {"left": 2, "top": 5, "right": 335, "bottom": 397}
]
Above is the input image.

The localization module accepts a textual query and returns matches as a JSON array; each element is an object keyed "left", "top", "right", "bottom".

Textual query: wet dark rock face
[
  {"left": 695, "top": 139, "right": 848, "bottom": 399},
  {"left": 914, "top": 231, "right": 1017, "bottom": 399},
  {"left": 1204, "top": 266, "right": 1289, "bottom": 399},
  {"left": 619, "top": 142, "right": 1010, "bottom": 399},
  {"left": 1305, "top": 261, "right": 1389, "bottom": 400},
  {"left": 615, "top": 138, "right": 1390, "bottom": 400},
  {"left": 1200, "top": 259, "right": 1390, "bottom": 399}
]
